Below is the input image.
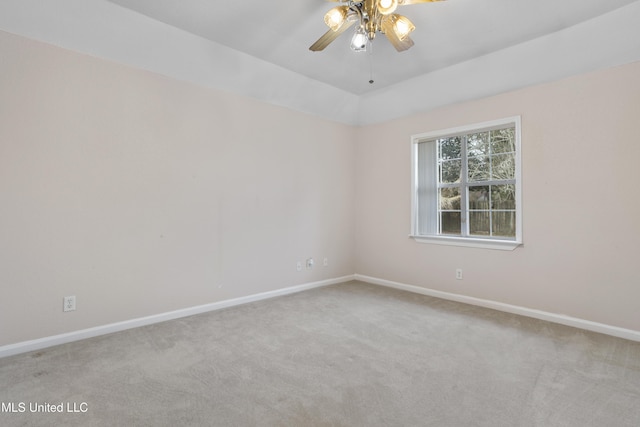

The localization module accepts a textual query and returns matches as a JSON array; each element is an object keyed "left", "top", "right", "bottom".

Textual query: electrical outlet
[
  {"left": 296, "top": 261, "right": 302, "bottom": 272},
  {"left": 323, "top": 257, "right": 328, "bottom": 267},
  {"left": 455, "top": 269, "right": 463, "bottom": 280},
  {"left": 306, "top": 258, "right": 314, "bottom": 270},
  {"left": 63, "top": 296, "right": 76, "bottom": 312}
]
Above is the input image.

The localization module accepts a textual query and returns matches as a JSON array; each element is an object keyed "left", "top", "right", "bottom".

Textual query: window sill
[{"left": 409, "top": 235, "right": 522, "bottom": 251}]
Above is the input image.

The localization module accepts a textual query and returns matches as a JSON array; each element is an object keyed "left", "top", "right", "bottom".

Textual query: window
[{"left": 411, "top": 117, "right": 522, "bottom": 250}]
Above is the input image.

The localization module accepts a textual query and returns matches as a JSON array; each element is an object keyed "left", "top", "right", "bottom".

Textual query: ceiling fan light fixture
[
  {"left": 377, "top": 0, "right": 399, "bottom": 15},
  {"left": 324, "top": 6, "right": 349, "bottom": 31},
  {"left": 350, "top": 26, "right": 368, "bottom": 52},
  {"left": 392, "top": 14, "right": 415, "bottom": 40},
  {"left": 310, "top": 0, "right": 444, "bottom": 53}
]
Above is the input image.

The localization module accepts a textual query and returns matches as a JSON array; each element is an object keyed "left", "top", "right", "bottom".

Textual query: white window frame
[{"left": 410, "top": 116, "right": 522, "bottom": 250}]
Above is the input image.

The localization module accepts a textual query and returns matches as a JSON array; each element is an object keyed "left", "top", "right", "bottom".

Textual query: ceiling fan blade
[
  {"left": 399, "top": 0, "right": 445, "bottom": 4},
  {"left": 384, "top": 31, "right": 414, "bottom": 52},
  {"left": 309, "top": 20, "right": 355, "bottom": 51}
]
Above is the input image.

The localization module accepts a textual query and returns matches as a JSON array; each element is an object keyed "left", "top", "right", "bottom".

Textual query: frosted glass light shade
[
  {"left": 377, "top": 0, "right": 398, "bottom": 15},
  {"left": 350, "top": 27, "right": 368, "bottom": 52},
  {"left": 324, "top": 7, "right": 349, "bottom": 31},
  {"left": 393, "top": 15, "right": 415, "bottom": 40}
]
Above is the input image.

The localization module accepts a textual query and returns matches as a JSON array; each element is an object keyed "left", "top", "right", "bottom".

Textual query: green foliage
[{"left": 436, "top": 127, "right": 516, "bottom": 238}]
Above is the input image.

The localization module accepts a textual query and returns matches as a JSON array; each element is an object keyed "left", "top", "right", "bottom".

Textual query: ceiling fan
[{"left": 310, "top": 0, "right": 445, "bottom": 53}]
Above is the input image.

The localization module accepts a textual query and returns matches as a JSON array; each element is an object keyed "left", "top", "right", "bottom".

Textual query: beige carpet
[{"left": 1, "top": 281, "right": 639, "bottom": 426}]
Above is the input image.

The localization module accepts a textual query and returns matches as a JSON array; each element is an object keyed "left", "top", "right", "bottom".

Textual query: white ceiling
[
  {"left": 1, "top": 0, "right": 640, "bottom": 124},
  {"left": 105, "top": 0, "right": 639, "bottom": 95}
]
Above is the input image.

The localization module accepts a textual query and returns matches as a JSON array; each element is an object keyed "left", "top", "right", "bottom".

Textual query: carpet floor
[{"left": 1, "top": 281, "right": 639, "bottom": 426}]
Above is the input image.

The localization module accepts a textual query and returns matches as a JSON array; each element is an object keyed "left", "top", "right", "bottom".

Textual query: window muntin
[{"left": 411, "top": 117, "right": 521, "bottom": 250}]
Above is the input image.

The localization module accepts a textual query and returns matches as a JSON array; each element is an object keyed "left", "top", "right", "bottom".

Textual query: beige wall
[
  {"left": 0, "top": 32, "right": 356, "bottom": 346},
  {"left": 355, "top": 61, "right": 640, "bottom": 332},
  {"left": 2, "top": 28, "right": 640, "bottom": 348}
]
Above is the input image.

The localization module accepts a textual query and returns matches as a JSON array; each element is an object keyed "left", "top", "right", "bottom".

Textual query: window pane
[
  {"left": 469, "top": 186, "right": 489, "bottom": 210},
  {"left": 440, "top": 186, "right": 461, "bottom": 234},
  {"left": 440, "top": 159, "right": 461, "bottom": 183},
  {"left": 491, "top": 185, "right": 515, "bottom": 210},
  {"left": 438, "top": 137, "right": 461, "bottom": 160},
  {"left": 492, "top": 211, "right": 516, "bottom": 237},
  {"left": 490, "top": 128, "right": 515, "bottom": 154},
  {"left": 412, "top": 118, "right": 519, "bottom": 244},
  {"left": 469, "top": 211, "right": 490, "bottom": 236},
  {"left": 467, "top": 132, "right": 489, "bottom": 157},
  {"left": 439, "top": 187, "right": 460, "bottom": 210},
  {"left": 491, "top": 153, "right": 515, "bottom": 180},
  {"left": 440, "top": 212, "right": 461, "bottom": 235},
  {"left": 468, "top": 156, "right": 490, "bottom": 182}
]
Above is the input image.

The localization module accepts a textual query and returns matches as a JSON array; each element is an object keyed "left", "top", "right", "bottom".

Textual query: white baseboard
[
  {"left": 355, "top": 274, "right": 640, "bottom": 342},
  {"left": 0, "top": 275, "right": 355, "bottom": 359},
  {"left": 4, "top": 273, "right": 636, "bottom": 359}
]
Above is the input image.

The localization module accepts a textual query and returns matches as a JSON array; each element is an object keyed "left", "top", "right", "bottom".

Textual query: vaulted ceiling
[{"left": 2, "top": 0, "right": 640, "bottom": 125}]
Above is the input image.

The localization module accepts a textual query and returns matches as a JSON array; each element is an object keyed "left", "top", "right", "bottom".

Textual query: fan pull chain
[{"left": 368, "top": 40, "right": 374, "bottom": 84}]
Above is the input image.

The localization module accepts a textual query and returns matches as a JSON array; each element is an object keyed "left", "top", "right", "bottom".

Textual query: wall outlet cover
[{"left": 63, "top": 296, "right": 76, "bottom": 312}]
